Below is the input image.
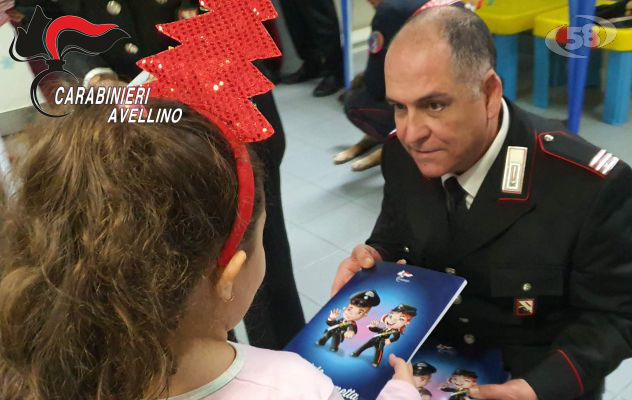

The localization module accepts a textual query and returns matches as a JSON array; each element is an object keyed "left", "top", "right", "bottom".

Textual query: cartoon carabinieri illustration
[
  {"left": 413, "top": 361, "right": 437, "bottom": 400},
  {"left": 316, "top": 290, "right": 381, "bottom": 352},
  {"left": 351, "top": 304, "right": 417, "bottom": 367},
  {"left": 440, "top": 369, "right": 478, "bottom": 400}
]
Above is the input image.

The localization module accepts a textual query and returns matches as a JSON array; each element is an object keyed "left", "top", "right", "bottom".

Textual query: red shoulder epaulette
[{"left": 538, "top": 131, "right": 620, "bottom": 178}]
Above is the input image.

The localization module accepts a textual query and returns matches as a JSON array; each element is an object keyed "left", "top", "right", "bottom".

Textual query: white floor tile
[
  {"left": 295, "top": 249, "right": 349, "bottom": 307},
  {"left": 286, "top": 222, "right": 342, "bottom": 271}
]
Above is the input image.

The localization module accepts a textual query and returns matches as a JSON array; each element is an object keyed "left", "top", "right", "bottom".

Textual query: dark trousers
[
  {"left": 344, "top": 85, "right": 395, "bottom": 142},
  {"left": 317, "top": 330, "right": 342, "bottom": 351},
  {"left": 354, "top": 338, "right": 386, "bottom": 366},
  {"left": 278, "top": 0, "right": 343, "bottom": 75},
  {"left": 245, "top": 92, "right": 305, "bottom": 350}
]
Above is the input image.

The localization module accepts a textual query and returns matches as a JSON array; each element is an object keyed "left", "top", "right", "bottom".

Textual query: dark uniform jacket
[
  {"left": 366, "top": 100, "right": 632, "bottom": 400},
  {"left": 325, "top": 318, "right": 358, "bottom": 338}
]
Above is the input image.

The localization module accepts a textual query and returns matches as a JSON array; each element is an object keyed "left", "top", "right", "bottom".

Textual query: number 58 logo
[{"left": 545, "top": 15, "right": 618, "bottom": 58}]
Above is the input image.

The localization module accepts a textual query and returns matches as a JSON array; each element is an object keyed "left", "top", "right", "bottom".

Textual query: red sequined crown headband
[{"left": 136, "top": 0, "right": 280, "bottom": 267}]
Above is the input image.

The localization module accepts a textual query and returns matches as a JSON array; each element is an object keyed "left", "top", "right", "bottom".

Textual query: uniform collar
[{"left": 441, "top": 98, "right": 510, "bottom": 203}]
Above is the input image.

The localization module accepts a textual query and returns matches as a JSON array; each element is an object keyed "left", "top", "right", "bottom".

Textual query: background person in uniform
[
  {"left": 335, "top": 0, "right": 430, "bottom": 172},
  {"left": 12, "top": 0, "right": 306, "bottom": 350},
  {"left": 332, "top": 6, "right": 632, "bottom": 400},
  {"left": 277, "top": 0, "right": 343, "bottom": 97}
]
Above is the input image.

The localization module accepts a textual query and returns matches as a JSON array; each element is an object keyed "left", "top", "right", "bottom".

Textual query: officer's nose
[{"left": 398, "top": 110, "right": 431, "bottom": 147}]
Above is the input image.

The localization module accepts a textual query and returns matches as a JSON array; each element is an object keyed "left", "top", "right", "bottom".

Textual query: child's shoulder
[{"left": 233, "top": 343, "right": 337, "bottom": 399}]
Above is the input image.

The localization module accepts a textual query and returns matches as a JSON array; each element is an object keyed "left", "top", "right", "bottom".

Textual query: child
[
  {"left": 0, "top": 102, "right": 421, "bottom": 400},
  {"left": 352, "top": 304, "right": 418, "bottom": 367},
  {"left": 440, "top": 369, "right": 478, "bottom": 400},
  {"left": 317, "top": 289, "right": 380, "bottom": 352}
]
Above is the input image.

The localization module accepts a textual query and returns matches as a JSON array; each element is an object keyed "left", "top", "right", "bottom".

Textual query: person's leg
[
  {"left": 330, "top": 333, "right": 342, "bottom": 352},
  {"left": 278, "top": 0, "right": 322, "bottom": 83},
  {"left": 244, "top": 92, "right": 305, "bottom": 350},
  {"left": 334, "top": 85, "right": 394, "bottom": 168},
  {"left": 352, "top": 340, "right": 374, "bottom": 357},
  {"left": 372, "top": 341, "right": 385, "bottom": 367},
  {"left": 297, "top": 0, "right": 344, "bottom": 96},
  {"left": 317, "top": 330, "right": 333, "bottom": 346}
]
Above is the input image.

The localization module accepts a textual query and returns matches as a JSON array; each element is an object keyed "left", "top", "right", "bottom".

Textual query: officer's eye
[
  {"left": 428, "top": 101, "right": 445, "bottom": 111},
  {"left": 392, "top": 103, "right": 406, "bottom": 111}
]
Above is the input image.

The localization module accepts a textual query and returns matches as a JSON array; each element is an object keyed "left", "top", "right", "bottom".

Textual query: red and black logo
[{"left": 9, "top": 5, "right": 129, "bottom": 117}]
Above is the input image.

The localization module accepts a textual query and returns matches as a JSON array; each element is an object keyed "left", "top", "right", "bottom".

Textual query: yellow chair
[{"left": 476, "top": 0, "right": 567, "bottom": 100}]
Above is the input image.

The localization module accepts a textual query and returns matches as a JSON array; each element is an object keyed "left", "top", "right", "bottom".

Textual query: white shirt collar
[{"left": 441, "top": 98, "right": 510, "bottom": 208}]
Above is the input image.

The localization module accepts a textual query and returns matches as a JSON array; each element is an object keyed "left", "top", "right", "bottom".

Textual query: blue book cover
[
  {"left": 409, "top": 339, "right": 510, "bottom": 399},
  {"left": 284, "top": 262, "right": 467, "bottom": 400}
]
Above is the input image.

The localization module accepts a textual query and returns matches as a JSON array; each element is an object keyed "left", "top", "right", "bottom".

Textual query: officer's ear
[{"left": 481, "top": 69, "right": 503, "bottom": 121}]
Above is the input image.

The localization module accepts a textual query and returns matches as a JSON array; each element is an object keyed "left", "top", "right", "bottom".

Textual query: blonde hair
[{"left": 0, "top": 101, "right": 262, "bottom": 400}]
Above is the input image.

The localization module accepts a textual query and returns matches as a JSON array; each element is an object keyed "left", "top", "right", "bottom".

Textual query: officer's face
[
  {"left": 384, "top": 311, "right": 410, "bottom": 330},
  {"left": 343, "top": 304, "right": 369, "bottom": 321},
  {"left": 413, "top": 374, "right": 431, "bottom": 388},
  {"left": 450, "top": 374, "right": 476, "bottom": 389},
  {"left": 385, "top": 30, "right": 503, "bottom": 178}
]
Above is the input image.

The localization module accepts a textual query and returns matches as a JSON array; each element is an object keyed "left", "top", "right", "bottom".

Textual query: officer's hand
[
  {"left": 344, "top": 331, "right": 355, "bottom": 339},
  {"left": 369, "top": 320, "right": 380, "bottom": 328},
  {"left": 468, "top": 379, "right": 537, "bottom": 400},
  {"left": 331, "top": 244, "right": 382, "bottom": 296},
  {"left": 389, "top": 354, "right": 415, "bottom": 386},
  {"left": 385, "top": 339, "right": 391, "bottom": 346},
  {"left": 328, "top": 309, "right": 340, "bottom": 320}
]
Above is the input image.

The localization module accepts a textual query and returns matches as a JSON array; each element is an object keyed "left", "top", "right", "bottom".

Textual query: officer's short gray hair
[{"left": 406, "top": 6, "right": 497, "bottom": 96}]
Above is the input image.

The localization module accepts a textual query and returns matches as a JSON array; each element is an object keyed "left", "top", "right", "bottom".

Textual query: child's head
[
  {"left": 343, "top": 290, "right": 380, "bottom": 321},
  {"left": 412, "top": 362, "right": 436, "bottom": 388},
  {"left": 382, "top": 304, "right": 417, "bottom": 332},
  {"left": 449, "top": 369, "right": 478, "bottom": 389},
  {"left": 0, "top": 101, "right": 264, "bottom": 400}
]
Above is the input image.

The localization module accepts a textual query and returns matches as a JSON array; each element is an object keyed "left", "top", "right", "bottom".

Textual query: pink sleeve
[{"left": 376, "top": 379, "right": 422, "bottom": 400}]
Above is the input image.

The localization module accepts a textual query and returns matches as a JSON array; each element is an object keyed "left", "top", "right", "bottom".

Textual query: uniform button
[
  {"left": 106, "top": 0, "right": 122, "bottom": 15},
  {"left": 522, "top": 282, "right": 533, "bottom": 292},
  {"left": 453, "top": 295, "right": 462, "bottom": 305},
  {"left": 543, "top": 134, "right": 554, "bottom": 142},
  {"left": 458, "top": 317, "right": 470, "bottom": 323},
  {"left": 463, "top": 334, "right": 476, "bottom": 345},
  {"left": 125, "top": 43, "right": 139, "bottom": 54},
  {"left": 403, "top": 246, "right": 410, "bottom": 254},
  {"left": 445, "top": 267, "right": 456, "bottom": 275}
]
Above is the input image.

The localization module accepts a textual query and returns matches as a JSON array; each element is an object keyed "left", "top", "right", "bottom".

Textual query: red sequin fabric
[{"left": 136, "top": 0, "right": 280, "bottom": 143}]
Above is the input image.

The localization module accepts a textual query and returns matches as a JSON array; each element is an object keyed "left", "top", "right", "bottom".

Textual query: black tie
[{"left": 444, "top": 177, "right": 467, "bottom": 229}]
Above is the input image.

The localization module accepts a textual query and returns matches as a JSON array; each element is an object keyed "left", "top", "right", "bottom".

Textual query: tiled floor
[{"left": 272, "top": 72, "right": 632, "bottom": 398}]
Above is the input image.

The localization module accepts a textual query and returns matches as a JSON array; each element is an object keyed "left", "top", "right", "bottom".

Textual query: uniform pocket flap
[{"left": 491, "top": 266, "right": 565, "bottom": 297}]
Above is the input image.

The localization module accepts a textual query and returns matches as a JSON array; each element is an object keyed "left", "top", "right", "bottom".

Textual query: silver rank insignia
[
  {"left": 589, "top": 149, "right": 620, "bottom": 176},
  {"left": 514, "top": 298, "right": 536, "bottom": 317},
  {"left": 502, "top": 146, "right": 528, "bottom": 194}
]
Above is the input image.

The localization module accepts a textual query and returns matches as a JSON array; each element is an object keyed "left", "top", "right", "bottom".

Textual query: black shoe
[
  {"left": 329, "top": 347, "right": 339, "bottom": 352},
  {"left": 351, "top": 352, "right": 359, "bottom": 357},
  {"left": 281, "top": 63, "right": 321, "bottom": 84},
  {"left": 313, "top": 74, "right": 344, "bottom": 97}
]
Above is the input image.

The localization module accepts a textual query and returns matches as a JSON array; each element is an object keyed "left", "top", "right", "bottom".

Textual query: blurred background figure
[
  {"left": 278, "top": 0, "right": 344, "bottom": 97},
  {"left": 334, "top": 0, "right": 430, "bottom": 171}
]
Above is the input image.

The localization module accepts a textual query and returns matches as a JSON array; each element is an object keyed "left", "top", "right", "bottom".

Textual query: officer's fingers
[
  {"left": 331, "top": 257, "right": 362, "bottom": 296},
  {"left": 468, "top": 384, "right": 505, "bottom": 399},
  {"left": 351, "top": 245, "right": 381, "bottom": 268},
  {"left": 396, "top": 259, "right": 407, "bottom": 265},
  {"left": 389, "top": 354, "right": 415, "bottom": 386}
]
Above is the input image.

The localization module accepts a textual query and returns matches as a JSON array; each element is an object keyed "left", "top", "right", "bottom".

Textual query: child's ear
[{"left": 215, "top": 250, "right": 247, "bottom": 302}]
